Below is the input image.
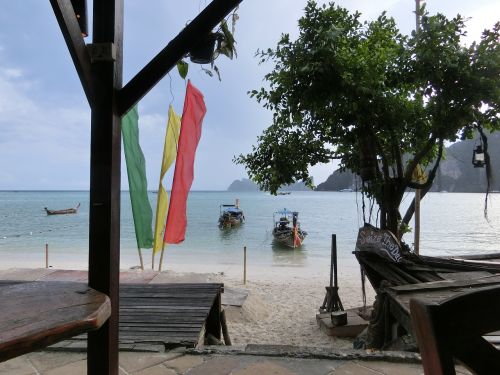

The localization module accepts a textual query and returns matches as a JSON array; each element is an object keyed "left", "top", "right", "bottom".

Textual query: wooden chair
[{"left": 410, "top": 284, "right": 500, "bottom": 375}]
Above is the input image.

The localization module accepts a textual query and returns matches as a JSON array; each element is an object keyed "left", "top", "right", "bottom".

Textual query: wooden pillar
[{"left": 87, "top": 1, "right": 123, "bottom": 374}]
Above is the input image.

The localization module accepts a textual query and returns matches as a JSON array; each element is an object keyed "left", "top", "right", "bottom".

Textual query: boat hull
[
  {"left": 44, "top": 203, "right": 80, "bottom": 216},
  {"left": 272, "top": 228, "right": 306, "bottom": 248}
]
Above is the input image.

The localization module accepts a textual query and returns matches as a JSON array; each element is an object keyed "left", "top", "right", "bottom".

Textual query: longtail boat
[
  {"left": 272, "top": 209, "right": 307, "bottom": 248},
  {"left": 44, "top": 203, "right": 81, "bottom": 215}
]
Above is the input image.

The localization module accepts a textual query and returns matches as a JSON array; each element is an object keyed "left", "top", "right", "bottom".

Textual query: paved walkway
[{"left": 0, "top": 345, "right": 472, "bottom": 375}]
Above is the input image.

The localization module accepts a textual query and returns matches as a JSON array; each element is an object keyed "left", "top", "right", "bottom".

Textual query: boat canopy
[
  {"left": 274, "top": 208, "right": 298, "bottom": 216},
  {"left": 220, "top": 204, "right": 243, "bottom": 214}
]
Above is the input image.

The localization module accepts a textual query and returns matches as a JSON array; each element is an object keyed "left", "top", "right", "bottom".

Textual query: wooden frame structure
[
  {"left": 49, "top": 1, "right": 242, "bottom": 373},
  {"left": 410, "top": 284, "right": 500, "bottom": 374}
]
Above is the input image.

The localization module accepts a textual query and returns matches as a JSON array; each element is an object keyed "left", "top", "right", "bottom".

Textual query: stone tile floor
[{"left": 0, "top": 347, "right": 473, "bottom": 375}]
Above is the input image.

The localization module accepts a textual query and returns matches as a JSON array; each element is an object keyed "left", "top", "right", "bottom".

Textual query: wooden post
[
  {"left": 414, "top": 189, "right": 421, "bottom": 255},
  {"left": 87, "top": 1, "right": 123, "bottom": 374},
  {"left": 243, "top": 246, "right": 247, "bottom": 284},
  {"left": 49, "top": 1, "right": 244, "bottom": 373},
  {"left": 45, "top": 244, "right": 49, "bottom": 269}
]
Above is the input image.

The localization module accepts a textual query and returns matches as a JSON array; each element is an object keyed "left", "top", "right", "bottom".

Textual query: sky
[{"left": 0, "top": 1, "right": 498, "bottom": 191}]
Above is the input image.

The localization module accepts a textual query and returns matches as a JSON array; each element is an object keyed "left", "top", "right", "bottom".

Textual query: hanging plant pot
[{"left": 189, "top": 33, "right": 221, "bottom": 64}]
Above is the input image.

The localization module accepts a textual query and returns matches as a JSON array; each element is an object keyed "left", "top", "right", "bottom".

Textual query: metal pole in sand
[
  {"left": 45, "top": 244, "right": 49, "bottom": 268},
  {"left": 243, "top": 246, "right": 247, "bottom": 284},
  {"left": 137, "top": 247, "right": 144, "bottom": 270}
]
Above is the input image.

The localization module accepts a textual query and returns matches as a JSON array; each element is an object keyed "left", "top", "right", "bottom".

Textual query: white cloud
[
  {"left": 0, "top": 69, "right": 90, "bottom": 189},
  {"left": 2, "top": 68, "right": 22, "bottom": 78}
]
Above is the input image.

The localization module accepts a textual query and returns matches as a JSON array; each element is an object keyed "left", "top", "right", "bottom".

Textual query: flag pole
[
  {"left": 137, "top": 247, "right": 144, "bottom": 270},
  {"left": 158, "top": 241, "right": 167, "bottom": 271}
]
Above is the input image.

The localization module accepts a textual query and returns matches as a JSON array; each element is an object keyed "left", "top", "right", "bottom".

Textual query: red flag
[{"left": 164, "top": 80, "right": 206, "bottom": 244}]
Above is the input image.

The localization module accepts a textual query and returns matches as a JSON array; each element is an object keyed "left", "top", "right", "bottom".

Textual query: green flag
[{"left": 122, "top": 106, "right": 154, "bottom": 249}]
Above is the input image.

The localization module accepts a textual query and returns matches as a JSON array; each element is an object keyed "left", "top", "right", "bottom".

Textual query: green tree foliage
[{"left": 236, "top": 1, "right": 500, "bottom": 236}]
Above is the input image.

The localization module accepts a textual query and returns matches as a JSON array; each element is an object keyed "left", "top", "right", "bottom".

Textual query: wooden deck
[
  {"left": 0, "top": 270, "right": 224, "bottom": 350},
  {"left": 64, "top": 283, "right": 224, "bottom": 350},
  {"left": 119, "top": 283, "right": 223, "bottom": 348}
]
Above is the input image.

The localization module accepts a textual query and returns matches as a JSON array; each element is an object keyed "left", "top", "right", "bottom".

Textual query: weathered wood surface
[
  {"left": 386, "top": 274, "right": 500, "bottom": 336},
  {"left": 410, "top": 284, "right": 500, "bottom": 374},
  {"left": 118, "top": 283, "right": 223, "bottom": 348},
  {"left": 0, "top": 281, "right": 110, "bottom": 362}
]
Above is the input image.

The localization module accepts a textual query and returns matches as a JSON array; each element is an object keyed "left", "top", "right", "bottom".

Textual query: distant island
[
  {"left": 227, "top": 178, "right": 312, "bottom": 192},
  {"left": 230, "top": 133, "right": 499, "bottom": 193},
  {"left": 316, "top": 132, "right": 500, "bottom": 192}
]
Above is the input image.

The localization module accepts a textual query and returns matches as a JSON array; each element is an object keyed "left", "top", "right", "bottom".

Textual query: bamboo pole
[
  {"left": 414, "top": 189, "right": 421, "bottom": 255},
  {"left": 137, "top": 247, "right": 144, "bottom": 270},
  {"left": 45, "top": 244, "right": 49, "bottom": 268},
  {"left": 243, "top": 246, "right": 247, "bottom": 284},
  {"left": 158, "top": 242, "right": 166, "bottom": 271}
]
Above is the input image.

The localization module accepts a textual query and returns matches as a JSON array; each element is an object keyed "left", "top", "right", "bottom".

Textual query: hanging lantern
[{"left": 472, "top": 145, "right": 485, "bottom": 168}]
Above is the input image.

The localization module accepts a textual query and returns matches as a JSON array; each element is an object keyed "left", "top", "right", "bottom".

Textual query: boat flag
[
  {"left": 121, "top": 106, "right": 154, "bottom": 250},
  {"left": 164, "top": 80, "right": 206, "bottom": 244},
  {"left": 153, "top": 105, "right": 181, "bottom": 254}
]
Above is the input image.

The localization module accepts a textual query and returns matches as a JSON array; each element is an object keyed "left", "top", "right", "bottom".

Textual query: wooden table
[{"left": 0, "top": 281, "right": 111, "bottom": 362}]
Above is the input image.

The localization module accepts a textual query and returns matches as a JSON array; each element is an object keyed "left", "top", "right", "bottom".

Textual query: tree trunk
[{"left": 380, "top": 181, "right": 401, "bottom": 237}]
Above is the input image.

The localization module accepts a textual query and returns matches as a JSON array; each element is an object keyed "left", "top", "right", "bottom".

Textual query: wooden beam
[
  {"left": 87, "top": 0, "right": 123, "bottom": 374},
  {"left": 49, "top": 0, "right": 94, "bottom": 107},
  {"left": 117, "top": 0, "right": 242, "bottom": 117}
]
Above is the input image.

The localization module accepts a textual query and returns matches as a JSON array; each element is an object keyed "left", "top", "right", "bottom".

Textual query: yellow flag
[{"left": 153, "top": 105, "right": 181, "bottom": 253}]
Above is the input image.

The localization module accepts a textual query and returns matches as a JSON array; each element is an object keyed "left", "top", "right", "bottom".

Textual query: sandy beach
[
  {"left": 213, "top": 271, "right": 376, "bottom": 349},
  {"left": 0, "top": 256, "right": 376, "bottom": 350}
]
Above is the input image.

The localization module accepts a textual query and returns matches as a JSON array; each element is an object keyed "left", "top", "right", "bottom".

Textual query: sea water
[{"left": 0, "top": 191, "right": 499, "bottom": 274}]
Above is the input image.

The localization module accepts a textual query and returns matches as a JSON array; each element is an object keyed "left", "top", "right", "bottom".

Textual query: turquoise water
[{"left": 0, "top": 191, "right": 499, "bottom": 271}]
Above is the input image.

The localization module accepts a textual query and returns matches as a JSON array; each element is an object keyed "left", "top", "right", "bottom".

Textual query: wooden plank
[
  {"left": 389, "top": 274, "right": 500, "bottom": 294},
  {"left": 0, "top": 282, "right": 110, "bottom": 362}
]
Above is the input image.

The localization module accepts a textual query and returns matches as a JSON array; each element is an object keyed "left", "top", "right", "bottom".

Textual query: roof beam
[
  {"left": 117, "top": 0, "right": 242, "bottom": 117},
  {"left": 50, "top": 0, "right": 94, "bottom": 107}
]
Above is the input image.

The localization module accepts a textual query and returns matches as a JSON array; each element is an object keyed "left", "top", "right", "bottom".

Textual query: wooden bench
[
  {"left": 410, "top": 284, "right": 500, "bottom": 375},
  {"left": 0, "top": 281, "right": 110, "bottom": 362}
]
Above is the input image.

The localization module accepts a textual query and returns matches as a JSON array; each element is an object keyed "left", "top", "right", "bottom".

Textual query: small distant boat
[
  {"left": 277, "top": 191, "right": 291, "bottom": 195},
  {"left": 218, "top": 204, "right": 245, "bottom": 228},
  {"left": 272, "top": 209, "right": 307, "bottom": 248},
  {"left": 339, "top": 188, "right": 354, "bottom": 192},
  {"left": 44, "top": 203, "right": 80, "bottom": 215}
]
